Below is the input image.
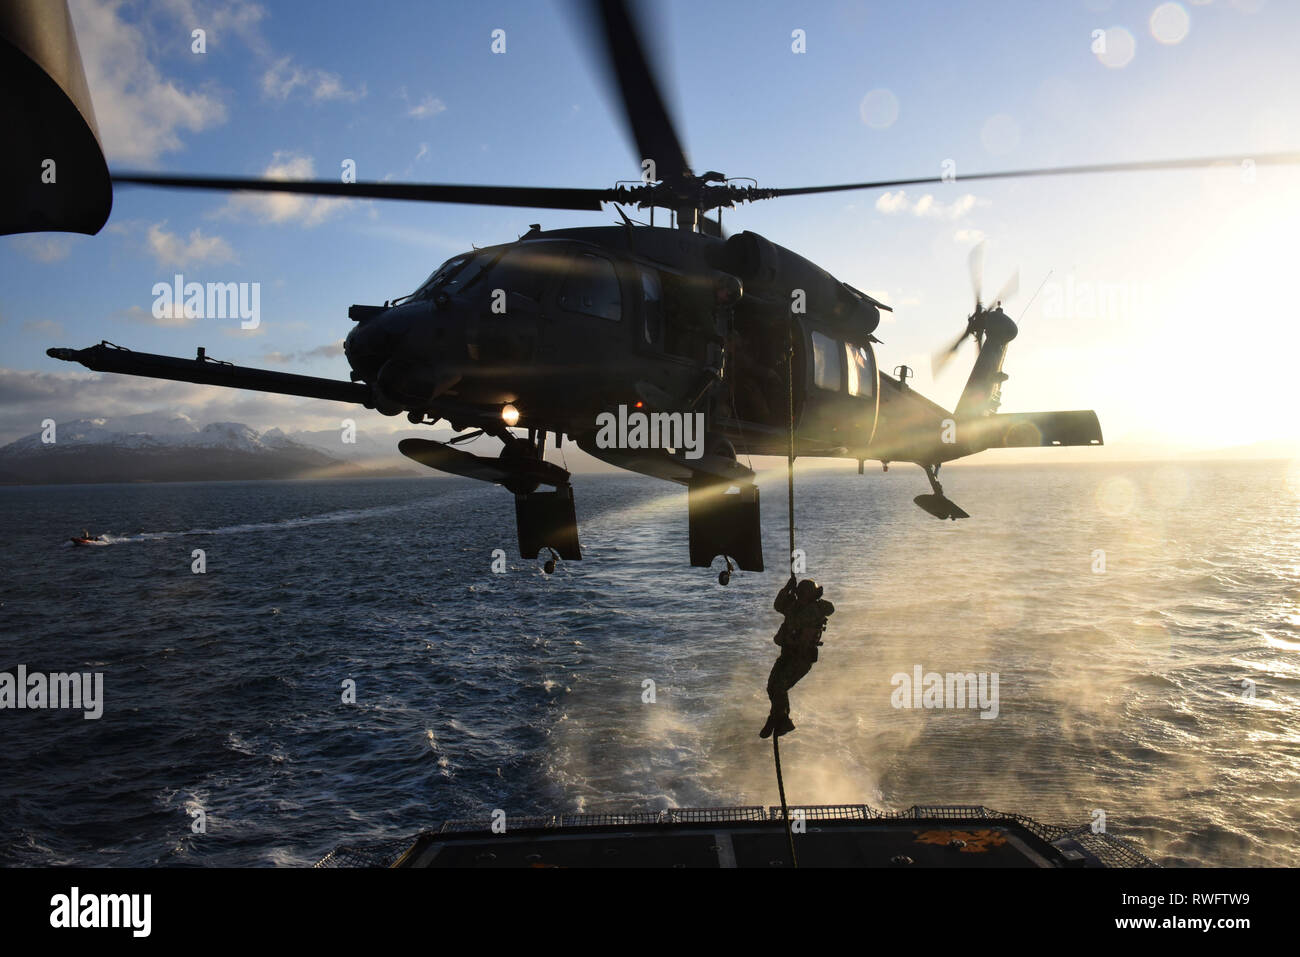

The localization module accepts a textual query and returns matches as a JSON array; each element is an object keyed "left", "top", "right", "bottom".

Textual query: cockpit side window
[
  {"left": 811, "top": 330, "right": 842, "bottom": 391},
  {"left": 490, "top": 247, "right": 554, "bottom": 303},
  {"left": 559, "top": 252, "right": 622, "bottom": 321}
]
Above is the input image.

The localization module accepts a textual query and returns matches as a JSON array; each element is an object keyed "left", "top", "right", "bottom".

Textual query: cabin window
[
  {"left": 640, "top": 267, "right": 662, "bottom": 344},
  {"left": 559, "top": 252, "right": 622, "bottom": 320},
  {"left": 845, "top": 343, "right": 874, "bottom": 398},
  {"left": 811, "top": 331, "right": 841, "bottom": 391}
]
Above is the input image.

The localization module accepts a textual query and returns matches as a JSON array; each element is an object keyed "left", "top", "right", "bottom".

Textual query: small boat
[{"left": 70, "top": 533, "right": 109, "bottom": 547}]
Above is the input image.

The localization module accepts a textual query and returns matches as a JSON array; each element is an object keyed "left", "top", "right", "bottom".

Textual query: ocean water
[{"left": 0, "top": 460, "right": 1297, "bottom": 867}]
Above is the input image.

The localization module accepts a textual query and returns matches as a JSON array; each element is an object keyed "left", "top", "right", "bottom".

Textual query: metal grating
[
  {"left": 438, "top": 815, "right": 555, "bottom": 834},
  {"left": 315, "top": 803, "right": 1159, "bottom": 868},
  {"left": 315, "top": 838, "right": 422, "bottom": 869},
  {"left": 769, "top": 804, "right": 874, "bottom": 821},
  {"left": 661, "top": 805, "right": 767, "bottom": 823},
  {"left": 890, "top": 805, "right": 993, "bottom": 820},
  {"left": 556, "top": 812, "right": 662, "bottom": 828},
  {"left": 1052, "top": 824, "right": 1158, "bottom": 868}
]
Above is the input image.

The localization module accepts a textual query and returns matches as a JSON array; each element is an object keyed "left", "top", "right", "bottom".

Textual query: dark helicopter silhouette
[{"left": 11, "top": 0, "right": 1300, "bottom": 574}]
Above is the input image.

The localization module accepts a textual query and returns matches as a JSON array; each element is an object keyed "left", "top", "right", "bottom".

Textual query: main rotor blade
[
  {"left": 994, "top": 269, "right": 1019, "bottom": 306},
  {"left": 764, "top": 150, "right": 1300, "bottom": 199},
  {"left": 931, "top": 328, "right": 970, "bottom": 377},
  {"left": 968, "top": 240, "right": 985, "bottom": 308},
  {"left": 581, "top": 0, "right": 692, "bottom": 185},
  {"left": 111, "top": 173, "right": 611, "bottom": 211}
]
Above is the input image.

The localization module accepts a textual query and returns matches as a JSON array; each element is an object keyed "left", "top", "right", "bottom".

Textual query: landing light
[{"left": 502, "top": 403, "right": 520, "bottom": 426}]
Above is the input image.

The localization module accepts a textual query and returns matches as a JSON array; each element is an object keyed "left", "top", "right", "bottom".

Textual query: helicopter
[{"left": 10, "top": 0, "right": 1300, "bottom": 576}]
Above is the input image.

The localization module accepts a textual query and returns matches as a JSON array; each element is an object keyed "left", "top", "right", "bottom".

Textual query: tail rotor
[{"left": 931, "top": 240, "right": 1019, "bottom": 377}]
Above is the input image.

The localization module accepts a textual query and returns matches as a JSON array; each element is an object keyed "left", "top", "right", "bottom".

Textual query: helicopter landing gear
[
  {"left": 688, "top": 472, "right": 764, "bottom": 573},
  {"left": 512, "top": 428, "right": 581, "bottom": 562},
  {"left": 398, "top": 430, "right": 583, "bottom": 560},
  {"left": 514, "top": 483, "right": 581, "bottom": 563},
  {"left": 913, "top": 464, "right": 970, "bottom": 521}
]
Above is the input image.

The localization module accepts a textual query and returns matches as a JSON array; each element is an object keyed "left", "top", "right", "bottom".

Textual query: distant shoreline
[{"left": 2, "top": 454, "right": 1295, "bottom": 491}]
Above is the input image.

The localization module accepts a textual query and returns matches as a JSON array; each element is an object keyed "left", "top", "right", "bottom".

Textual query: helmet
[{"left": 796, "top": 579, "right": 823, "bottom": 602}]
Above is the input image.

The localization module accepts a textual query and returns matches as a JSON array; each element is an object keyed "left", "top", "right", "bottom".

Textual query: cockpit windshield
[{"left": 407, "top": 251, "right": 489, "bottom": 302}]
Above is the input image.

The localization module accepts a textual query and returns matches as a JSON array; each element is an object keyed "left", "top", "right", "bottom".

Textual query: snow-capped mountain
[
  {"left": 3, "top": 412, "right": 199, "bottom": 451},
  {"left": 0, "top": 415, "right": 416, "bottom": 484},
  {"left": 277, "top": 426, "right": 406, "bottom": 462}
]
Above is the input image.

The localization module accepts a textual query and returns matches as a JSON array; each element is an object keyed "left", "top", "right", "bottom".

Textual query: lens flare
[{"left": 1096, "top": 475, "right": 1138, "bottom": 516}]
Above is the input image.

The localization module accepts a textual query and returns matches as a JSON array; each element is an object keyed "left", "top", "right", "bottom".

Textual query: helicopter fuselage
[
  {"left": 343, "top": 222, "right": 972, "bottom": 470},
  {"left": 48, "top": 221, "right": 1101, "bottom": 571}
]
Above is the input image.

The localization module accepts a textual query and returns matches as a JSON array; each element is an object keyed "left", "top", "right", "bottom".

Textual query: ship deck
[{"left": 318, "top": 805, "right": 1157, "bottom": 868}]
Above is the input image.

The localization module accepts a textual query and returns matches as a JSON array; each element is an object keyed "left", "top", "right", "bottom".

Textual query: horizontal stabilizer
[{"left": 984, "top": 410, "right": 1103, "bottom": 448}]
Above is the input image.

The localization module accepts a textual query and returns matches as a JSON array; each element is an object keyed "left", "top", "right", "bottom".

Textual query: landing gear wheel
[{"left": 914, "top": 464, "right": 970, "bottom": 521}]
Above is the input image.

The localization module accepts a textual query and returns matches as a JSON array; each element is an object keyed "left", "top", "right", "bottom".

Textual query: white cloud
[
  {"left": 153, "top": 0, "right": 269, "bottom": 54},
  {"left": 262, "top": 340, "right": 344, "bottom": 364},
  {"left": 262, "top": 56, "right": 365, "bottom": 102},
  {"left": 69, "top": 1, "right": 368, "bottom": 161},
  {"left": 875, "top": 191, "right": 910, "bottom": 214},
  {"left": 146, "top": 222, "right": 236, "bottom": 266},
  {"left": 953, "top": 228, "right": 986, "bottom": 245},
  {"left": 7, "top": 236, "right": 77, "bottom": 263},
  {"left": 0, "top": 365, "right": 361, "bottom": 445},
  {"left": 219, "top": 324, "right": 267, "bottom": 338},
  {"left": 119, "top": 303, "right": 194, "bottom": 328},
  {"left": 69, "top": 0, "right": 227, "bottom": 163},
  {"left": 875, "top": 190, "right": 986, "bottom": 220},
  {"left": 303, "top": 340, "right": 345, "bottom": 360},
  {"left": 408, "top": 95, "right": 447, "bottom": 119},
  {"left": 22, "top": 320, "right": 66, "bottom": 338},
  {"left": 217, "top": 153, "right": 344, "bottom": 226}
]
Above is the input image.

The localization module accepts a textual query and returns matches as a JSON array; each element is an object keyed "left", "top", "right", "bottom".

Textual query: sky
[{"left": 2, "top": 0, "right": 1298, "bottom": 459}]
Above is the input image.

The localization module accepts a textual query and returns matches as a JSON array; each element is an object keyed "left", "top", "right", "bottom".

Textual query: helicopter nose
[
  {"left": 344, "top": 301, "right": 468, "bottom": 412},
  {"left": 375, "top": 355, "right": 462, "bottom": 409},
  {"left": 343, "top": 316, "right": 388, "bottom": 381},
  {"left": 344, "top": 303, "right": 419, "bottom": 381}
]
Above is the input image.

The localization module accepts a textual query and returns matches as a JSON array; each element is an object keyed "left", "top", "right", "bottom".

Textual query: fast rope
[{"left": 774, "top": 311, "right": 799, "bottom": 869}]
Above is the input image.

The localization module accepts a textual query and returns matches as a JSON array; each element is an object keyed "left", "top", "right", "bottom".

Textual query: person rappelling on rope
[{"left": 760, "top": 576, "right": 835, "bottom": 739}]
